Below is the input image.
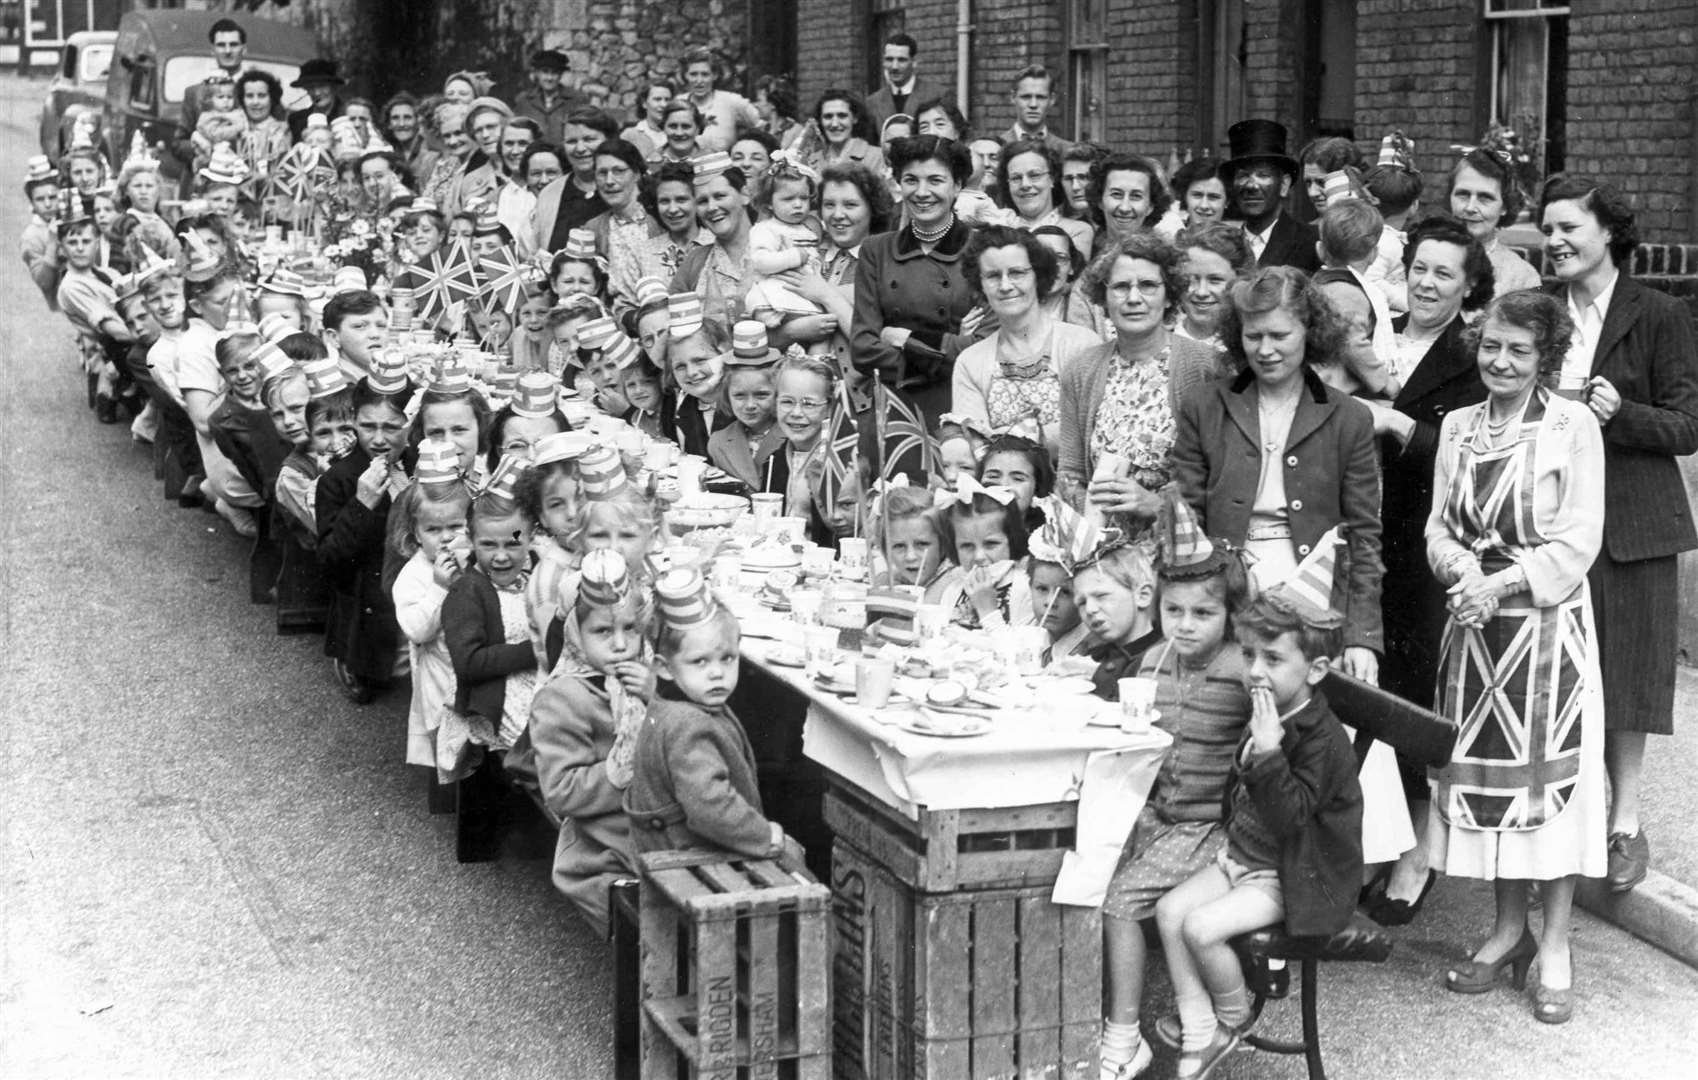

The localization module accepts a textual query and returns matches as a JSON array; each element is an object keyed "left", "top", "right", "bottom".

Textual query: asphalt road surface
[{"left": 1, "top": 72, "right": 1695, "bottom": 1079}]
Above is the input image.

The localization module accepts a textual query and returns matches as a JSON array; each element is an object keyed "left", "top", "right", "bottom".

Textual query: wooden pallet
[
  {"left": 638, "top": 850, "right": 833, "bottom": 1080},
  {"left": 821, "top": 778, "right": 1078, "bottom": 892},
  {"left": 829, "top": 837, "right": 1099, "bottom": 1080}
]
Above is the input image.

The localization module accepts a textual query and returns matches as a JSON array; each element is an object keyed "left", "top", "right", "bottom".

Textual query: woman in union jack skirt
[{"left": 1424, "top": 289, "right": 1606, "bottom": 1025}]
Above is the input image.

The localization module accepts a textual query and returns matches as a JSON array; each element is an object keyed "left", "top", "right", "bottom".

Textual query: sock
[
  {"left": 1100, "top": 1019, "right": 1140, "bottom": 1066},
  {"left": 1212, "top": 983, "right": 1252, "bottom": 1031},
  {"left": 1176, "top": 989, "right": 1217, "bottom": 1053}
]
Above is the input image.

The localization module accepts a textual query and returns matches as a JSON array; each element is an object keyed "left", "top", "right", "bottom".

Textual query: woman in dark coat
[
  {"left": 849, "top": 134, "right": 980, "bottom": 422},
  {"left": 1358, "top": 214, "right": 1494, "bottom": 922},
  {"left": 1540, "top": 174, "right": 1698, "bottom": 893}
]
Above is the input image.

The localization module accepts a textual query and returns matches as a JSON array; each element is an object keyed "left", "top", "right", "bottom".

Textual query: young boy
[
  {"left": 321, "top": 288, "right": 388, "bottom": 382},
  {"left": 1152, "top": 544, "right": 1363, "bottom": 1080},
  {"left": 21, "top": 159, "right": 63, "bottom": 310},
  {"left": 1315, "top": 197, "right": 1396, "bottom": 395},
  {"left": 1362, "top": 134, "right": 1422, "bottom": 314},
  {"left": 624, "top": 568, "right": 796, "bottom": 860}
]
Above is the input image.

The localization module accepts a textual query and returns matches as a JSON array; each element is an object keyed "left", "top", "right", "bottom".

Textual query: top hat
[
  {"left": 576, "top": 315, "right": 622, "bottom": 351},
  {"left": 561, "top": 228, "right": 598, "bottom": 262},
  {"left": 1222, "top": 119, "right": 1299, "bottom": 182},
  {"left": 577, "top": 445, "right": 629, "bottom": 498},
  {"left": 293, "top": 59, "right": 345, "bottom": 89},
  {"left": 532, "top": 430, "right": 593, "bottom": 465},
  {"left": 1377, "top": 130, "right": 1415, "bottom": 170},
  {"left": 257, "top": 312, "right": 297, "bottom": 344},
  {"left": 366, "top": 350, "right": 411, "bottom": 395},
  {"left": 428, "top": 361, "right": 474, "bottom": 396},
  {"left": 330, "top": 265, "right": 368, "bottom": 296},
  {"left": 198, "top": 142, "right": 252, "bottom": 187}
]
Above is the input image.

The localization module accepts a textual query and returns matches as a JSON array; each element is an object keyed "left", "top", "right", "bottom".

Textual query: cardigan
[
  {"left": 951, "top": 318, "right": 1104, "bottom": 433},
  {"left": 442, "top": 566, "right": 540, "bottom": 726},
  {"left": 1055, "top": 334, "right": 1224, "bottom": 493},
  {"left": 1224, "top": 690, "right": 1363, "bottom": 937},
  {"left": 1172, "top": 368, "right": 1385, "bottom": 654},
  {"left": 623, "top": 697, "right": 777, "bottom": 858},
  {"left": 1140, "top": 642, "right": 1252, "bottom": 824},
  {"left": 1544, "top": 275, "right": 1698, "bottom": 562}
]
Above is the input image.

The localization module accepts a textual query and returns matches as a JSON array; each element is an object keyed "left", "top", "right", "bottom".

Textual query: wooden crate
[
  {"left": 638, "top": 850, "right": 833, "bottom": 1080},
  {"left": 829, "top": 836, "right": 1100, "bottom": 1080},
  {"left": 822, "top": 777, "right": 1078, "bottom": 892}
]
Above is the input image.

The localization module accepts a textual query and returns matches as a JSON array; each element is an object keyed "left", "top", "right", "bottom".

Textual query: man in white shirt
[
  {"left": 866, "top": 33, "right": 944, "bottom": 130},
  {"left": 1002, "top": 65, "right": 1070, "bottom": 155}
]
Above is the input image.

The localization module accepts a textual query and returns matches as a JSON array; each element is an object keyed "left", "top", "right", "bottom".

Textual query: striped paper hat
[
  {"left": 257, "top": 312, "right": 296, "bottom": 343},
  {"left": 532, "top": 430, "right": 594, "bottom": 465},
  {"left": 131, "top": 242, "right": 175, "bottom": 287},
  {"left": 480, "top": 453, "right": 528, "bottom": 504},
  {"left": 1377, "top": 130, "right": 1415, "bottom": 169},
  {"left": 473, "top": 204, "right": 504, "bottom": 236},
  {"left": 1321, "top": 169, "right": 1358, "bottom": 208},
  {"left": 414, "top": 437, "right": 464, "bottom": 487},
  {"left": 111, "top": 272, "right": 141, "bottom": 302},
  {"left": 604, "top": 332, "right": 641, "bottom": 370},
  {"left": 509, "top": 371, "right": 559, "bottom": 418},
  {"left": 25, "top": 155, "right": 56, "bottom": 184},
  {"left": 654, "top": 567, "right": 716, "bottom": 627},
  {"left": 562, "top": 228, "right": 597, "bottom": 261},
  {"left": 303, "top": 355, "right": 350, "bottom": 399},
  {"left": 576, "top": 315, "right": 621, "bottom": 351},
  {"left": 578, "top": 549, "right": 633, "bottom": 608},
  {"left": 577, "top": 444, "right": 629, "bottom": 498},
  {"left": 252, "top": 340, "right": 294, "bottom": 384},
  {"left": 667, "top": 293, "right": 704, "bottom": 338},
  {"left": 1159, "top": 488, "right": 1214, "bottom": 570},
  {"left": 366, "top": 350, "right": 411, "bottom": 394},
  {"left": 1265, "top": 526, "right": 1346, "bottom": 630},
  {"left": 331, "top": 265, "right": 367, "bottom": 296},
  {"left": 633, "top": 276, "right": 669, "bottom": 310},
  {"left": 428, "top": 361, "right": 473, "bottom": 395},
  {"left": 723, "top": 319, "right": 777, "bottom": 367},
  {"left": 690, "top": 151, "right": 733, "bottom": 185},
  {"left": 261, "top": 268, "right": 308, "bottom": 297}
]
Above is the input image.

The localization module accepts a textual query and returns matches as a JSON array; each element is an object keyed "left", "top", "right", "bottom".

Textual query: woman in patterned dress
[
  {"left": 1424, "top": 289, "right": 1605, "bottom": 1024},
  {"left": 951, "top": 225, "right": 1102, "bottom": 458},
  {"left": 1055, "top": 233, "right": 1221, "bottom": 535}
]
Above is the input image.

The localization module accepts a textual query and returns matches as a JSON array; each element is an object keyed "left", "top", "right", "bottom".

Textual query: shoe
[
  {"left": 1173, "top": 1023, "right": 1243, "bottom": 1080},
  {"left": 1365, "top": 870, "right": 1438, "bottom": 927},
  {"left": 214, "top": 499, "right": 259, "bottom": 539},
  {"left": 1099, "top": 1038, "right": 1152, "bottom": 1079},
  {"left": 332, "top": 659, "right": 375, "bottom": 705},
  {"left": 95, "top": 395, "right": 119, "bottom": 424},
  {"left": 178, "top": 474, "right": 205, "bottom": 509},
  {"left": 1533, "top": 981, "right": 1573, "bottom": 1025},
  {"left": 1606, "top": 830, "right": 1649, "bottom": 893},
  {"left": 1150, "top": 1014, "right": 1182, "bottom": 1051},
  {"left": 1445, "top": 927, "right": 1537, "bottom": 994}
]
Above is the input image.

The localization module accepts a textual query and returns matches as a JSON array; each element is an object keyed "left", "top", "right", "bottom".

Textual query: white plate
[
  {"left": 899, "top": 709, "right": 994, "bottom": 738},
  {"left": 766, "top": 646, "right": 806, "bottom": 668}
]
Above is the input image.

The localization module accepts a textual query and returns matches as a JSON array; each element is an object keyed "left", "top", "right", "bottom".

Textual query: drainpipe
[{"left": 956, "top": 0, "right": 971, "bottom": 112}]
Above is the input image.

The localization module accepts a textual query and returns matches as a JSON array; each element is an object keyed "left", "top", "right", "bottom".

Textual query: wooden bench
[{"left": 1225, "top": 671, "right": 1458, "bottom": 1080}]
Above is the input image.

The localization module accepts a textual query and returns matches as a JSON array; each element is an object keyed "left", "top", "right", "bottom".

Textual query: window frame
[
  {"left": 1065, "top": 0, "right": 1109, "bottom": 143},
  {"left": 1483, "top": 0, "right": 1569, "bottom": 175}
]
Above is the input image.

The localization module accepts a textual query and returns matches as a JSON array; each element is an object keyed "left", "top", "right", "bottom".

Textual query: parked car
[
  {"left": 38, "top": 31, "right": 117, "bottom": 159},
  {"left": 105, "top": 9, "right": 320, "bottom": 184}
]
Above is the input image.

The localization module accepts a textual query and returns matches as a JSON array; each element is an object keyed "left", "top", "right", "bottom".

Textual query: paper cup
[
  {"left": 711, "top": 554, "right": 742, "bottom": 592},
  {"left": 750, "top": 492, "right": 784, "bottom": 527},
  {"left": 770, "top": 516, "right": 809, "bottom": 548},
  {"left": 915, "top": 604, "right": 950, "bottom": 642},
  {"left": 790, "top": 588, "right": 823, "bottom": 626},
  {"left": 1119, "top": 676, "right": 1158, "bottom": 712},
  {"left": 838, "top": 537, "right": 869, "bottom": 568},
  {"left": 804, "top": 625, "right": 840, "bottom": 675},
  {"left": 676, "top": 454, "right": 706, "bottom": 497},
  {"left": 801, "top": 544, "right": 836, "bottom": 579},
  {"left": 644, "top": 442, "right": 672, "bottom": 471},
  {"left": 1554, "top": 373, "right": 1588, "bottom": 401},
  {"left": 855, "top": 656, "right": 896, "bottom": 709},
  {"left": 1009, "top": 626, "right": 1049, "bottom": 676}
]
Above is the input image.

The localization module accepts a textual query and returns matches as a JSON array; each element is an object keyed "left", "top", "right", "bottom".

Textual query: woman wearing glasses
[
  {"left": 1056, "top": 233, "right": 1221, "bottom": 535},
  {"left": 998, "top": 138, "right": 1093, "bottom": 261}
]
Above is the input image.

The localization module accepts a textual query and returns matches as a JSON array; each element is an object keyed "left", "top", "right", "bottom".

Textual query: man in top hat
[
  {"left": 514, "top": 47, "right": 584, "bottom": 148},
  {"left": 1223, "top": 119, "right": 1320, "bottom": 274},
  {"left": 289, "top": 59, "right": 348, "bottom": 142},
  {"left": 20, "top": 155, "right": 63, "bottom": 310}
]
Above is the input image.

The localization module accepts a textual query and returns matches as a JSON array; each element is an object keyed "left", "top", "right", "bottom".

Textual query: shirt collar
[
  {"left": 1245, "top": 215, "right": 1279, "bottom": 245},
  {"left": 1567, "top": 264, "right": 1621, "bottom": 327},
  {"left": 890, "top": 75, "right": 916, "bottom": 96}
]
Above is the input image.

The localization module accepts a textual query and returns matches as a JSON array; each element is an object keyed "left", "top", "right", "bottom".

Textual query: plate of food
[
  {"left": 900, "top": 709, "right": 994, "bottom": 738},
  {"left": 765, "top": 643, "right": 806, "bottom": 668}
]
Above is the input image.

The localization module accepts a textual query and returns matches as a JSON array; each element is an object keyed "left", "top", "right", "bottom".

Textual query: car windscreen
[
  {"left": 80, "top": 44, "right": 113, "bottom": 84},
  {"left": 162, "top": 56, "right": 311, "bottom": 111}
]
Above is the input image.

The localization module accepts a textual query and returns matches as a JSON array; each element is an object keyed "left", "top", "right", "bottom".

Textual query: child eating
[{"left": 935, "top": 477, "right": 1033, "bottom": 631}]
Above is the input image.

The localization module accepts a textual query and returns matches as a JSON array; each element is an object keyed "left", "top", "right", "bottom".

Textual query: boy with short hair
[
  {"left": 624, "top": 569, "right": 796, "bottom": 860},
  {"left": 1152, "top": 541, "right": 1363, "bottom": 1080},
  {"left": 1316, "top": 197, "right": 1397, "bottom": 393},
  {"left": 321, "top": 289, "right": 388, "bottom": 381},
  {"left": 21, "top": 164, "right": 63, "bottom": 309}
]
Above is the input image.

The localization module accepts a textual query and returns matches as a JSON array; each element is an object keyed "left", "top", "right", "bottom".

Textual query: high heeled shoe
[
  {"left": 1364, "top": 870, "right": 1437, "bottom": 926},
  {"left": 1445, "top": 927, "right": 1537, "bottom": 994},
  {"left": 1533, "top": 981, "right": 1573, "bottom": 1024}
]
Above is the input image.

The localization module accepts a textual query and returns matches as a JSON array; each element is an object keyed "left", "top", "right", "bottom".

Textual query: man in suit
[
  {"left": 288, "top": 60, "right": 347, "bottom": 142},
  {"left": 1223, "top": 119, "right": 1320, "bottom": 275},
  {"left": 1002, "top": 64, "right": 1070, "bottom": 155},
  {"left": 170, "top": 17, "right": 248, "bottom": 193},
  {"left": 865, "top": 33, "right": 940, "bottom": 130}
]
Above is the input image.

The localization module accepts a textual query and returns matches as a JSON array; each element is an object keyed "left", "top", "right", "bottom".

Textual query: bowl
[{"left": 666, "top": 493, "right": 749, "bottom": 530}]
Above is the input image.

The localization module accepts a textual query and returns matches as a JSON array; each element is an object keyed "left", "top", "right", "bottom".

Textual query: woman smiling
[
  {"left": 999, "top": 138, "right": 1093, "bottom": 260},
  {"left": 667, "top": 154, "right": 756, "bottom": 325}
]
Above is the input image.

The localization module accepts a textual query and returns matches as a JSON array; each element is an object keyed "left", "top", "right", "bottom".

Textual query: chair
[{"left": 1228, "top": 671, "right": 1458, "bottom": 1080}]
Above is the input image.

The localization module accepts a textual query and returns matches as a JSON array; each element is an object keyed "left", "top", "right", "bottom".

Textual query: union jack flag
[
  {"left": 397, "top": 242, "right": 482, "bottom": 322},
  {"left": 478, "top": 243, "right": 533, "bottom": 314},
  {"left": 872, "top": 380, "right": 935, "bottom": 484}
]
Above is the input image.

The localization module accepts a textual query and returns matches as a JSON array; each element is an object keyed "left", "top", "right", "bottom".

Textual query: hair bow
[
  {"left": 868, "top": 474, "right": 910, "bottom": 519},
  {"left": 768, "top": 148, "right": 821, "bottom": 186},
  {"left": 933, "top": 472, "right": 1016, "bottom": 509}
]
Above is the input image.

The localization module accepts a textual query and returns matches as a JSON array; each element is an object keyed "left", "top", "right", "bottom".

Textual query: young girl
[
  {"left": 550, "top": 245, "right": 609, "bottom": 307},
  {"left": 317, "top": 375, "right": 411, "bottom": 702},
  {"left": 528, "top": 549, "right": 650, "bottom": 933},
  {"left": 770, "top": 352, "right": 837, "bottom": 535},
  {"left": 977, "top": 433, "right": 1053, "bottom": 534},
  {"left": 509, "top": 284, "right": 556, "bottom": 373},
  {"left": 575, "top": 316, "right": 635, "bottom": 418},
  {"left": 1076, "top": 543, "right": 1160, "bottom": 700},
  {"left": 935, "top": 413, "right": 991, "bottom": 488},
  {"left": 486, "top": 376, "right": 567, "bottom": 472},
  {"left": 869, "top": 482, "right": 952, "bottom": 602},
  {"left": 412, "top": 370, "right": 491, "bottom": 483},
  {"left": 391, "top": 439, "right": 473, "bottom": 769},
  {"left": 620, "top": 359, "right": 666, "bottom": 440},
  {"left": 662, "top": 314, "right": 730, "bottom": 456},
  {"left": 624, "top": 569, "right": 795, "bottom": 860},
  {"left": 1098, "top": 502, "right": 1253, "bottom": 1080},
  {"left": 516, "top": 434, "right": 590, "bottom": 670},
  {"left": 743, "top": 155, "right": 826, "bottom": 325},
  {"left": 275, "top": 350, "right": 351, "bottom": 546},
  {"left": 705, "top": 325, "right": 782, "bottom": 489},
  {"left": 935, "top": 480, "right": 1034, "bottom": 630}
]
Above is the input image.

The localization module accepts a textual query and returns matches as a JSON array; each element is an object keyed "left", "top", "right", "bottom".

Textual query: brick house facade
[{"left": 792, "top": 0, "right": 1698, "bottom": 242}]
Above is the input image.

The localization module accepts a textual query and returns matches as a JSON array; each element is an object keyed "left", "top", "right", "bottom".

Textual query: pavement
[{"left": 2, "top": 73, "right": 1697, "bottom": 1078}]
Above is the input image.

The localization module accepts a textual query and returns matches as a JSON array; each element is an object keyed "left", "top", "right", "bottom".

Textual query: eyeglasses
[
  {"left": 1007, "top": 170, "right": 1051, "bottom": 187},
  {"left": 501, "top": 436, "right": 544, "bottom": 455},
  {"left": 981, "top": 267, "right": 1034, "bottom": 286},
  {"left": 776, "top": 396, "right": 829, "bottom": 414},
  {"left": 1106, "top": 280, "right": 1166, "bottom": 299},
  {"left": 595, "top": 165, "right": 633, "bottom": 181}
]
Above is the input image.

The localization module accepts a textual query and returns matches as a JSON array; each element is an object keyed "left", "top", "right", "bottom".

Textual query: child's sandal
[{"left": 1173, "top": 1023, "right": 1243, "bottom": 1080}]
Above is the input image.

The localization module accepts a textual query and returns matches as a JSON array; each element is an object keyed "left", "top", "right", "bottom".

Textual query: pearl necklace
[{"left": 910, "top": 212, "right": 956, "bottom": 244}]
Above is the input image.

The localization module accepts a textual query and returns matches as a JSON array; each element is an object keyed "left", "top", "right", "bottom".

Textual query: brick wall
[
  {"left": 1564, "top": 0, "right": 1698, "bottom": 242},
  {"left": 795, "top": 0, "right": 866, "bottom": 115},
  {"left": 964, "top": 0, "right": 1064, "bottom": 137},
  {"left": 1242, "top": 0, "right": 1299, "bottom": 133},
  {"left": 1103, "top": 0, "right": 1195, "bottom": 153}
]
